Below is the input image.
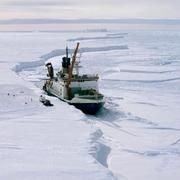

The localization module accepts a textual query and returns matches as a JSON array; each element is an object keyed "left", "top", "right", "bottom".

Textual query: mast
[
  {"left": 66, "top": 42, "right": 80, "bottom": 96},
  {"left": 66, "top": 45, "right": 68, "bottom": 59}
]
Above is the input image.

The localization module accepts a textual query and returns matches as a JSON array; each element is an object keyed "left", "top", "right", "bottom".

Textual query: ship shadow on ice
[
  {"left": 94, "top": 96, "right": 126, "bottom": 122},
  {"left": 95, "top": 107, "right": 125, "bottom": 123},
  {"left": 86, "top": 101, "right": 138, "bottom": 137},
  {"left": 87, "top": 95, "right": 158, "bottom": 131},
  {"left": 86, "top": 107, "right": 123, "bottom": 127},
  {"left": 86, "top": 97, "right": 129, "bottom": 131}
]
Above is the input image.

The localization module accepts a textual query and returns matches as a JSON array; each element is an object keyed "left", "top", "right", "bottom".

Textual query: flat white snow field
[{"left": 0, "top": 29, "right": 180, "bottom": 180}]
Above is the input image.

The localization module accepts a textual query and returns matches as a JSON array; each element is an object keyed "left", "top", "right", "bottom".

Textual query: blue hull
[{"left": 70, "top": 102, "right": 104, "bottom": 115}]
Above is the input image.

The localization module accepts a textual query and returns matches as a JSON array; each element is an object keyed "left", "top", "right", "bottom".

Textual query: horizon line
[{"left": 1, "top": 18, "right": 180, "bottom": 25}]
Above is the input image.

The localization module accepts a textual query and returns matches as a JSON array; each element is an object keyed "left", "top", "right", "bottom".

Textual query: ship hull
[
  {"left": 70, "top": 102, "right": 104, "bottom": 115},
  {"left": 45, "top": 89, "right": 104, "bottom": 114}
]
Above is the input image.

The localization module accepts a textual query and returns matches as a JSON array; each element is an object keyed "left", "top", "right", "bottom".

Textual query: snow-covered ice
[{"left": 0, "top": 29, "right": 180, "bottom": 180}]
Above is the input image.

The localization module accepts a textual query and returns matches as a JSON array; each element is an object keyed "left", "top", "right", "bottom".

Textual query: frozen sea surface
[{"left": 0, "top": 29, "right": 180, "bottom": 180}]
